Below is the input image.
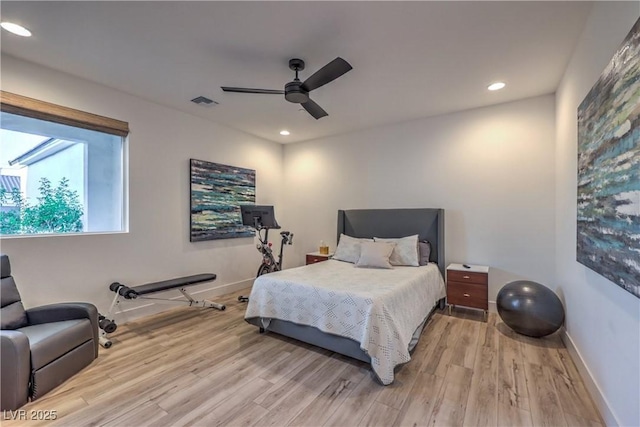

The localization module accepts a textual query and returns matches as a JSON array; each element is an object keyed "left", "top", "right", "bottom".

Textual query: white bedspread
[{"left": 244, "top": 259, "right": 446, "bottom": 384}]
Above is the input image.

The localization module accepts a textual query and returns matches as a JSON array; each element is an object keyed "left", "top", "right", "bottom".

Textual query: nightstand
[
  {"left": 306, "top": 251, "right": 333, "bottom": 265},
  {"left": 446, "top": 263, "right": 489, "bottom": 319}
]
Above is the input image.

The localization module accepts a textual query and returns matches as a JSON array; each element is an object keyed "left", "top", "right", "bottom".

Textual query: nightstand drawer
[
  {"left": 447, "top": 281, "right": 488, "bottom": 310},
  {"left": 306, "top": 254, "right": 329, "bottom": 265},
  {"left": 447, "top": 270, "right": 488, "bottom": 285}
]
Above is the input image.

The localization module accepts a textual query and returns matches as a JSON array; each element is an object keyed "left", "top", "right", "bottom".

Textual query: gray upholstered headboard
[{"left": 337, "top": 208, "right": 445, "bottom": 276}]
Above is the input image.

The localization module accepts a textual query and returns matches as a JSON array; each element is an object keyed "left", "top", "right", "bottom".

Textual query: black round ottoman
[{"left": 497, "top": 280, "right": 564, "bottom": 338}]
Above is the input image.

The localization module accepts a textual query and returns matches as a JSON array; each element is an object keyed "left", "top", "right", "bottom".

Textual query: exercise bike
[
  {"left": 253, "top": 227, "right": 294, "bottom": 277},
  {"left": 238, "top": 205, "right": 293, "bottom": 302}
]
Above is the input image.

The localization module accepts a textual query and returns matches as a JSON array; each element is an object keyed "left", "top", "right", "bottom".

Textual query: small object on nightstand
[
  {"left": 446, "top": 263, "right": 489, "bottom": 320},
  {"left": 306, "top": 251, "right": 333, "bottom": 265},
  {"left": 319, "top": 240, "right": 329, "bottom": 255}
]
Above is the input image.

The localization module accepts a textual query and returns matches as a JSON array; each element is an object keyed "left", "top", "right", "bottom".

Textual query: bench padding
[{"left": 130, "top": 274, "right": 217, "bottom": 295}]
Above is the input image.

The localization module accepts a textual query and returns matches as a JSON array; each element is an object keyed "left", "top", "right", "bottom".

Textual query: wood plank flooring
[{"left": 4, "top": 289, "right": 604, "bottom": 427}]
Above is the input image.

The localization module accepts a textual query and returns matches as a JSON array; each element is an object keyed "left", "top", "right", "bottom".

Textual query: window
[{"left": 0, "top": 91, "right": 128, "bottom": 236}]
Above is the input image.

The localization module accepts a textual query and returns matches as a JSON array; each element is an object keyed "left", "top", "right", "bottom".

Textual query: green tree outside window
[{"left": 0, "top": 177, "right": 84, "bottom": 235}]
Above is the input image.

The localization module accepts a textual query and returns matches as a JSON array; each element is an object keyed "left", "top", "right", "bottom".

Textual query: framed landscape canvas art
[
  {"left": 190, "top": 159, "right": 255, "bottom": 242},
  {"left": 577, "top": 17, "right": 640, "bottom": 298}
]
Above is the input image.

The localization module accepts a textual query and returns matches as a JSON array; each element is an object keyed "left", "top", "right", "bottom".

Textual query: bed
[{"left": 244, "top": 208, "right": 446, "bottom": 385}]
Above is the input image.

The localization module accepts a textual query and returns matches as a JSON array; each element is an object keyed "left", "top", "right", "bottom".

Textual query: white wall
[
  {"left": 556, "top": 4, "right": 640, "bottom": 426},
  {"left": 282, "top": 95, "right": 556, "bottom": 305},
  {"left": 0, "top": 55, "right": 283, "bottom": 320}
]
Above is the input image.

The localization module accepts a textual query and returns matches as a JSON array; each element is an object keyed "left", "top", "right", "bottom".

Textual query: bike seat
[{"left": 280, "top": 231, "right": 290, "bottom": 236}]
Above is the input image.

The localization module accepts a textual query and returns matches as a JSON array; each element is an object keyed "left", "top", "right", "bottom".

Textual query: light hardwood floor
[{"left": 4, "top": 289, "right": 603, "bottom": 427}]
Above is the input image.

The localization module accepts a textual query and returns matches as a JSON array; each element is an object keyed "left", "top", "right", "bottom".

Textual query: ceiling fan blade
[
  {"left": 301, "top": 99, "right": 328, "bottom": 120},
  {"left": 301, "top": 57, "right": 353, "bottom": 92},
  {"left": 221, "top": 87, "right": 284, "bottom": 95}
]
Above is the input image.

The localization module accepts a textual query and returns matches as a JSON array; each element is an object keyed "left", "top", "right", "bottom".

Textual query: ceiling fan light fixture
[
  {"left": 279, "top": 130, "right": 290, "bottom": 136},
  {"left": 284, "top": 82, "right": 309, "bottom": 104},
  {"left": 1, "top": 22, "right": 32, "bottom": 37},
  {"left": 487, "top": 82, "right": 506, "bottom": 91}
]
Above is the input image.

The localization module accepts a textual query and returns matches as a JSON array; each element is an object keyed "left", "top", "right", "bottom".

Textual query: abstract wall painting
[
  {"left": 190, "top": 159, "right": 255, "bottom": 242},
  {"left": 577, "top": 17, "right": 640, "bottom": 298}
]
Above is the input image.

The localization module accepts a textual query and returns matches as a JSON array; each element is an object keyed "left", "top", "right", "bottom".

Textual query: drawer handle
[
  {"left": 463, "top": 293, "right": 470, "bottom": 297},
  {"left": 463, "top": 276, "right": 470, "bottom": 279}
]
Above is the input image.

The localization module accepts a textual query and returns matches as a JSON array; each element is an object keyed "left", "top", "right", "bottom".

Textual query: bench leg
[
  {"left": 99, "top": 333, "right": 113, "bottom": 349},
  {"left": 179, "top": 288, "right": 226, "bottom": 311},
  {"left": 99, "top": 293, "right": 122, "bottom": 348}
]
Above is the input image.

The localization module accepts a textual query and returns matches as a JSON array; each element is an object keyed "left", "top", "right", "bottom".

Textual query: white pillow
[
  {"left": 333, "top": 234, "right": 372, "bottom": 264},
  {"left": 356, "top": 241, "right": 396, "bottom": 269},
  {"left": 374, "top": 234, "right": 419, "bottom": 266}
]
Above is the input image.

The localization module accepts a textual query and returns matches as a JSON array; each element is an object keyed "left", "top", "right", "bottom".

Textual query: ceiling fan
[{"left": 221, "top": 57, "right": 353, "bottom": 120}]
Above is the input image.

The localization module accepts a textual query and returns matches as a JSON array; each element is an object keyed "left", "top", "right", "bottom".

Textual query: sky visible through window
[{"left": 0, "top": 129, "right": 49, "bottom": 171}]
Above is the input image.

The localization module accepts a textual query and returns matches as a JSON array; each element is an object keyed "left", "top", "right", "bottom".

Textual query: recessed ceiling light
[
  {"left": 487, "top": 82, "right": 506, "bottom": 91},
  {"left": 0, "top": 22, "right": 32, "bottom": 37},
  {"left": 279, "top": 130, "right": 290, "bottom": 136}
]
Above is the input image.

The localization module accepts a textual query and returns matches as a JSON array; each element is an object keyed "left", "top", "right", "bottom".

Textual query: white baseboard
[
  {"left": 488, "top": 300, "right": 497, "bottom": 313},
  {"left": 112, "top": 278, "right": 253, "bottom": 324},
  {"left": 560, "top": 327, "right": 619, "bottom": 427}
]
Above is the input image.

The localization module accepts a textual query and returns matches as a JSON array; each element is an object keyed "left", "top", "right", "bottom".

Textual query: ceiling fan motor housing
[{"left": 285, "top": 81, "right": 309, "bottom": 103}]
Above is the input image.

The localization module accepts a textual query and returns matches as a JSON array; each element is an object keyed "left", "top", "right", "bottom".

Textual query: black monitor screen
[{"left": 240, "top": 205, "right": 280, "bottom": 229}]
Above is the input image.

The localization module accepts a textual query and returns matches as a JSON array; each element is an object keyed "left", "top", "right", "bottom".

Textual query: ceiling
[{"left": 0, "top": 1, "right": 593, "bottom": 144}]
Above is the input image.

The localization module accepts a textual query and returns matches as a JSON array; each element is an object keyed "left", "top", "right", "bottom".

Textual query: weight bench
[{"left": 99, "top": 274, "right": 224, "bottom": 348}]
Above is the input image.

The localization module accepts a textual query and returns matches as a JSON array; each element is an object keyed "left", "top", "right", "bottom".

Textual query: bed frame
[{"left": 246, "top": 208, "right": 445, "bottom": 367}]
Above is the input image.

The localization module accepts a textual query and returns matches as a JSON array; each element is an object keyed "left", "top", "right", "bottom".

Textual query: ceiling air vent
[{"left": 191, "top": 96, "right": 218, "bottom": 106}]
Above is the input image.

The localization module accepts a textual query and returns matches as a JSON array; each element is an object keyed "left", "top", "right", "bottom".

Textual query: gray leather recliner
[{"left": 1, "top": 254, "right": 99, "bottom": 410}]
